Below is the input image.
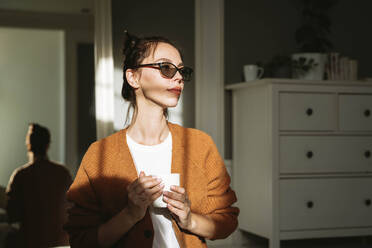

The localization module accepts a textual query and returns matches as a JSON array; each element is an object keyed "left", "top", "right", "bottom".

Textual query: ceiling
[{"left": 0, "top": 0, "right": 93, "bottom": 14}]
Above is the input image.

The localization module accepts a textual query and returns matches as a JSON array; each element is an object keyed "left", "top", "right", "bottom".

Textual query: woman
[{"left": 64, "top": 31, "right": 239, "bottom": 248}]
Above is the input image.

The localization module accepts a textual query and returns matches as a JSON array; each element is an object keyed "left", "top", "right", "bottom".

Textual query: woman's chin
[
  {"left": 167, "top": 103, "right": 178, "bottom": 108},
  {"left": 164, "top": 98, "right": 179, "bottom": 108},
  {"left": 164, "top": 99, "right": 179, "bottom": 108}
]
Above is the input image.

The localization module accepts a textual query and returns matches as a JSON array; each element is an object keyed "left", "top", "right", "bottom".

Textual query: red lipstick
[{"left": 167, "top": 87, "right": 182, "bottom": 95}]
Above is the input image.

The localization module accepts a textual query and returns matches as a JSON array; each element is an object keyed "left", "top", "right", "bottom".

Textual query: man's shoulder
[
  {"left": 48, "top": 161, "right": 71, "bottom": 176},
  {"left": 11, "top": 163, "right": 32, "bottom": 176},
  {"left": 6, "top": 163, "right": 31, "bottom": 192}
]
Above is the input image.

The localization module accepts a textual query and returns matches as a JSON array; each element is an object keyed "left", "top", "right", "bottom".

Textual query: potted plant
[
  {"left": 264, "top": 55, "right": 292, "bottom": 78},
  {"left": 291, "top": 0, "right": 338, "bottom": 80},
  {"left": 292, "top": 56, "right": 318, "bottom": 79}
]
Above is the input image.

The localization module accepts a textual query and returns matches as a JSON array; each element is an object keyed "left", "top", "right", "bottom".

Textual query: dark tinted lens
[
  {"left": 160, "top": 63, "right": 177, "bottom": 78},
  {"left": 180, "top": 67, "right": 193, "bottom": 81}
]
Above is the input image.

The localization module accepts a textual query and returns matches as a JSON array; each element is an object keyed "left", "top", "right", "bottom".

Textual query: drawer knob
[
  {"left": 306, "top": 151, "right": 314, "bottom": 159},
  {"left": 306, "top": 201, "right": 314, "bottom": 209},
  {"left": 365, "top": 199, "right": 371, "bottom": 207},
  {"left": 306, "top": 108, "right": 313, "bottom": 116},
  {"left": 365, "top": 109, "right": 371, "bottom": 117},
  {"left": 365, "top": 150, "right": 371, "bottom": 158}
]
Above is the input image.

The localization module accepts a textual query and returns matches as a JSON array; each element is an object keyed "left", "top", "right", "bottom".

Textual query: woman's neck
[{"left": 127, "top": 112, "right": 169, "bottom": 146}]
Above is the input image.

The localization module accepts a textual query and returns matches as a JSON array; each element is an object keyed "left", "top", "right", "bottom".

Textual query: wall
[
  {"left": 111, "top": 0, "right": 195, "bottom": 128},
  {"left": 225, "top": 0, "right": 372, "bottom": 85},
  {"left": 225, "top": 0, "right": 298, "bottom": 85},
  {"left": 0, "top": 10, "right": 94, "bottom": 175},
  {"left": 0, "top": 0, "right": 93, "bottom": 14},
  {"left": 0, "top": 27, "right": 65, "bottom": 187},
  {"left": 330, "top": 0, "right": 372, "bottom": 79}
]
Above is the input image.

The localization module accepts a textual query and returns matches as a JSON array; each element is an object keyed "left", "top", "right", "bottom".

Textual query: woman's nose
[{"left": 173, "top": 70, "right": 183, "bottom": 82}]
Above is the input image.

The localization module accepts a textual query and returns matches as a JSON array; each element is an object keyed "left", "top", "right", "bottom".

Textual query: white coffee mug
[
  {"left": 152, "top": 173, "right": 180, "bottom": 208},
  {"left": 243, "top": 64, "right": 264, "bottom": 81}
]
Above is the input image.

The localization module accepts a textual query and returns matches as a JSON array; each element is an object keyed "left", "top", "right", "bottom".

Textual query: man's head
[{"left": 25, "top": 123, "right": 50, "bottom": 156}]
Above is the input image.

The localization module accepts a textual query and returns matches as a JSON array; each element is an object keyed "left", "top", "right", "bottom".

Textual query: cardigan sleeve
[
  {"left": 64, "top": 143, "right": 104, "bottom": 248},
  {"left": 203, "top": 135, "right": 240, "bottom": 240}
]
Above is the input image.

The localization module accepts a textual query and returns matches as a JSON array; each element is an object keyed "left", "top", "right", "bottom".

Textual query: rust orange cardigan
[{"left": 64, "top": 122, "right": 239, "bottom": 247}]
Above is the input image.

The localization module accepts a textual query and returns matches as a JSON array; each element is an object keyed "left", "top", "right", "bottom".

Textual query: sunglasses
[{"left": 131, "top": 62, "right": 193, "bottom": 82}]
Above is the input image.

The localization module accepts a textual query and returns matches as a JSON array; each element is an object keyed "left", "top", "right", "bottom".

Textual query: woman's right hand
[{"left": 126, "top": 171, "right": 164, "bottom": 222}]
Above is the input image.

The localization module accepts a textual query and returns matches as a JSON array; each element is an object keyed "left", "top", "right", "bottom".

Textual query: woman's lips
[{"left": 167, "top": 89, "right": 182, "bottom": 95}]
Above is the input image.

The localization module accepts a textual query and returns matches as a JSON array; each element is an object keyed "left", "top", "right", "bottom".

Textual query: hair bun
[{"left": 123, "top": 30, "right": 140, "bottom": 65}]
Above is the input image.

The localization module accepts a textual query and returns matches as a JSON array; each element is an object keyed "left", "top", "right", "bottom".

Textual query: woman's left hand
[{"left": 163, "top": 185, "right": 192, "bottom": 230}]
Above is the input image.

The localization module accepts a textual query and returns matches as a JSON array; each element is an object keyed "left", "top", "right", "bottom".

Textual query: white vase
[{"left": 292, "top": 53, "right": 327, "bottom": 80}]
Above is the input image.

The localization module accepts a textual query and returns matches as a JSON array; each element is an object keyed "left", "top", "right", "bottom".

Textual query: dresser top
[{"left": 225, "top": 78, "right": 372, "bottom": 90}]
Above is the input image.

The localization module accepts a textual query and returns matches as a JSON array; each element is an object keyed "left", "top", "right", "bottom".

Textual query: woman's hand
[
  {"left": 163, "top": 185, "right": 193, "bottom": 230},
  {"left": 126, "top": 171, "right": 164, "bottom": 222}
]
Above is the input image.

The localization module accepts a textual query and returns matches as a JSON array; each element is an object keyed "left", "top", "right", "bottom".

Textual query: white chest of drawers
[{"left": 226, "top": 79, "right": 372, "bottom": 248}]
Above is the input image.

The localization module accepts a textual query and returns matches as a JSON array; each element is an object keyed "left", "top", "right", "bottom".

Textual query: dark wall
[
  {"left": 225, "top": 0, "right": 298, "bottom": 84},
  {"left": 225, "top": 0, "right": 372, "bottom": 84},
  {"left": 111, "top": 0, "right": 195, "bottom": 128},
  {"left": 330, "top": 0, "right": 372, "bottom": 79}
]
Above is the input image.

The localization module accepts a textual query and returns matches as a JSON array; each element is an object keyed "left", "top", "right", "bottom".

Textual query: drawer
[
  {"left": 280, "top": 178, "right": 372, "bottom": 231},
  {"left": 280, "top": 136, "right": 372, "bottom": 174},
  {"left": 279, "top": 93, "right": 337, "bottom": 131},
  {"left": 340, "top": 94, "right": 372, "bottom": 131}
]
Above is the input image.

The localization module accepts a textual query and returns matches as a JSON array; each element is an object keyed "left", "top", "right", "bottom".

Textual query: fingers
[
  {"left": 163, "top": 195, "right": 186, "bottom": 210},
  {"left": 150, "top": 188, "right": 164, "bottom": 202},
  {"left": 127, "top": 172, "right": 165, "bottom": 205},
  {"left": 127, "top": 172, "right": 157, "bottom": 192},
  {"left": 163, "top": 186, "right": 187, "bottom": 203},
  {"left": 170, "top": 185, "right": 185, "bottom": 194},
  {"left": 129, "top": 171, "right": 146, "bottom": 191},
  {"left": 167, "top": 202, "right": 187, "bottom": 219},
  {"left": 136, "top": 183, "right": 164, "bottom": 205},
  {"left": 141, "top": 180, "right": 164, "bottom": 198}
]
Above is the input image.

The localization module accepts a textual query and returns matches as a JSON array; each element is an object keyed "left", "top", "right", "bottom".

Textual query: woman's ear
[{"left": 126, "top": 69, "right": 140, "bottom": 89}]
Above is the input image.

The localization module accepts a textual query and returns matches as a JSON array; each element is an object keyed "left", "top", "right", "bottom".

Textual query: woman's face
[{"left": 135, "top": 42, "right": 184, "bottom": 108}]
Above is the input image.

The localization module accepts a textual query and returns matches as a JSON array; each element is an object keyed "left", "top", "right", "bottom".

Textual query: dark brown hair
[
  {"left": 122, "top": 30, "right": 182, "bottom": 125},
  {"left": 29, "top": 123, "right": 50, "bottom": 156}
]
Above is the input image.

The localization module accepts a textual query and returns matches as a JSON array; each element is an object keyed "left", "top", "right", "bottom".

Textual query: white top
[{"left": 126, "top": 132, "right": 180, "bottom": 248}]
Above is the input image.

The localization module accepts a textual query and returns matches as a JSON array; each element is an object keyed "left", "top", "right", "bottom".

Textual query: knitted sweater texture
[{"left": 64, "top": 122, "right": 239, "bottom": 247}]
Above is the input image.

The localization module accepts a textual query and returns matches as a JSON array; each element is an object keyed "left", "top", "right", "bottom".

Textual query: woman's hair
[{"left": 122, "top": 30, "right": 183, "bottom": 126}]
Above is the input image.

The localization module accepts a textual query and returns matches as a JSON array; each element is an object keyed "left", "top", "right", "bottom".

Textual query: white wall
[{"left": 0, "top": 27, "right": 65, "bottom": 187}]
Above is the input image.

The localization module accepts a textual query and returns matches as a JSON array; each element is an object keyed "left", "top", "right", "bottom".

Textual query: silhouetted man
[{"left": 6, "top": 123, "right": 72, "bottom": 248}]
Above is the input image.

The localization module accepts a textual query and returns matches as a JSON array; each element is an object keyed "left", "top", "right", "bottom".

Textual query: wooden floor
[
  {"left": 247, "top": 236, "right": 372, "bottom": 248},
  {"left": 209, "top": 233, "right": 372, "bottom": 248}
]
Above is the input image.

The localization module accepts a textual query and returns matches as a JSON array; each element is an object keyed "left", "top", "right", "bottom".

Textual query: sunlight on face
[{"left": 136, "top": 42, "right": 185, "bottom": 109}]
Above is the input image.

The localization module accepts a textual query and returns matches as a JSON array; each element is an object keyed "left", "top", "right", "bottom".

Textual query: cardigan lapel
[
  {"left": 168, "top": 122, "right": 185, "bottom": 188},
  {"left": 168, "top": 122, "right": 187, "bottom": 248},
  {"left": 118, "top": 127, "right": 139, "bottom": 182}
]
